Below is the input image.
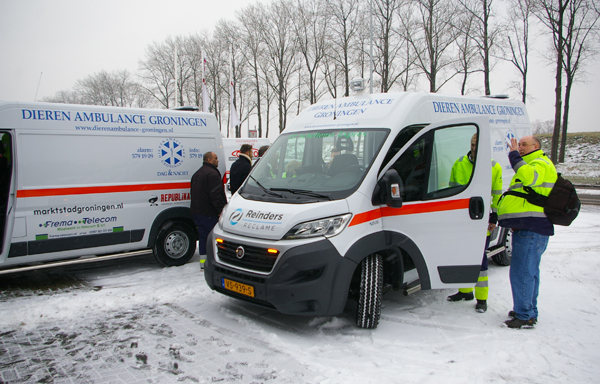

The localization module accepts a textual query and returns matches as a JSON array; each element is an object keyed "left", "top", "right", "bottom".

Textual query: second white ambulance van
[
  {"left": 204, "top": 92, "right": 531, "bottom": 328},
  {"left": 0, "top": 101, "right": 225, "bottom": 272}
]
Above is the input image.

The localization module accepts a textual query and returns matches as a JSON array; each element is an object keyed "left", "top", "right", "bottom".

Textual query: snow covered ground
[{"left": 1, "top": 205, "right": 599, "bottom": 383}]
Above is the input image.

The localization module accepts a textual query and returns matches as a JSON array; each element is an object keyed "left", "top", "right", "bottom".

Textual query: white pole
[
  {"left": 174, "top": 45, "right": 179, "bottom": 107},
  {"left": 369, "top": 0, "right": 374, "bottom": 94}
]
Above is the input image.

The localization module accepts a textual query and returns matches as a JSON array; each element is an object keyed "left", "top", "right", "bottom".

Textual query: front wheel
[
  {"left": 153, "top": 221, "right": 197, "bottom": 267},
  {"left": 492, "top": 228, "right": 512, "bottom": 266},
  {"left": 356, "top": 254, "right": 383, "bottom": 329}
]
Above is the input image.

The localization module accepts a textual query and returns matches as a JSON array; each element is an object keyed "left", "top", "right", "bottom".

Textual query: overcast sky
[{"left": 1, "top": 0, "right": 598, "bottom": 133}]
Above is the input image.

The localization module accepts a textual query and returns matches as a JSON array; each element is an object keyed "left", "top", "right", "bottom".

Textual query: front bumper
[{"left": 204, "top": 231, "right": 358, "bottom": 316}]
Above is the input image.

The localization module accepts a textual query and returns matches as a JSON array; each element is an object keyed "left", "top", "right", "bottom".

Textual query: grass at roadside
[{"left": 537, "top": 132, "right": 600, "bottom": 185}]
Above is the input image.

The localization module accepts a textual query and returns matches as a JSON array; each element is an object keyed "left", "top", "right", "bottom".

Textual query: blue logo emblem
[
  {"left": 229, "top": 209, "right": 243, "bottom": 225},
  {"left": 505, "top": 131, "right": 516, "bottom": 151},
  {"left": 159, "top": 138, "right": 185, "bottom": 168}
]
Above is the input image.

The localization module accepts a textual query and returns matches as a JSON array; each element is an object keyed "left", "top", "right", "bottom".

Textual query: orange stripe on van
[
  {"left": 349, "top": 198, "right": 471, "bottom": 227},
  {"left": 16, "top": 182, "right": 191, "bottom": 198}
]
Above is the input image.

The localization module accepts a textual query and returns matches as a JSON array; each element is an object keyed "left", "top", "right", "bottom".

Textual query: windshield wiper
[
  {"left": 270, "top": 188, "right": 332, "bottom": 200},
  {"left": 248, "top": 175, "right": 285, "bottom": 198}
]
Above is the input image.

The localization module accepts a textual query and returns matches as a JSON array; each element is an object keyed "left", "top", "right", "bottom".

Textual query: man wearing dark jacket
[
  {"left": 229, "top": 144, "right": 253, "bottom": 194},
  {"left": 190, "top": 151, "right": 227, "bottom": 261}
]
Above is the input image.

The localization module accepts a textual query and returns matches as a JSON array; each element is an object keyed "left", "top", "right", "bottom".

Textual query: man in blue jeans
[
  {"left": 190, "top": 151, "right": 227, "bottom": 268},
  {"left": 498, "top": 136, "right": 557, "bottom": 329}
]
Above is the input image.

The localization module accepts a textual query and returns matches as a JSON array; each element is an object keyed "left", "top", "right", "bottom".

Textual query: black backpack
[{"left": 503, "top": 173, "right": 581, "bottom": 226}]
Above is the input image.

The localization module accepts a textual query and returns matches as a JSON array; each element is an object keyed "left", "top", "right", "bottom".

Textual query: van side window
[
  {"left": 389, "top": 124, "right": 478, "bottom": 202},
  {"left": 378, "top": 124, "right": 426, "bottom": 175},
  {"left": 390, "top": 134, "right": 432, "bottom": 202},
  {"left": 426, "top": 125, "right": 479, "bottom": 199}
]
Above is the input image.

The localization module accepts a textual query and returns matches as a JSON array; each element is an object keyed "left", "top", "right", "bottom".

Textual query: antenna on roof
[{"left": 34, "top": 72, "right": 43, "bottom": 101}]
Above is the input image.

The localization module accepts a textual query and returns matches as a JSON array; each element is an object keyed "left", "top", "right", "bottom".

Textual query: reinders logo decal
[
  {"left": 229, "top": 208, "right": 244, "bottom": 225},
  {"left": 229, "top": 209, "right": 284, "bottom": 232},
  {"left": 159, "top": 138, "right": 185, "bottom": 168}
]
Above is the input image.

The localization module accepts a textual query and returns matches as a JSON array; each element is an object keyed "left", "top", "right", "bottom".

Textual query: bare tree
[
  {"left": 326, "top": 0, "right": 361, "bottom": 97},
  {"left": 559, "top": 0, "right": 600, "bottom": 162},
  {"left": 459, "top": 0, "right": 501, "bottom": 95},
  {"left": 75, "top": 70, "right": 142, "bottom": 107},
  {"left": 138, "top": 40, "right": 176, "bottom": 108},
  {"left": 237, "top": 3, "right": 268, "bottom": 137},
  {"left": 502, "top": 0, "right": 535, "bottom": 103},
  {"left": 371, "top": 0, "right": 404, "bottom": 93},
  {"left": 536, "top": 0, "right": 571, "bottom": 163},
  {"left": 259, "top": 0, "right": 298, "bottom": 133},
  {"left": 395, "top": 6, "right": 421, "bottom": 92},
  {"left": 203, "top": 29, "right": 230, "bottom": 134},
  {"left": 41, "top": 90, "right": 85, "bottom": 105},
  {"left": 184, "top": 34, "right": 207, "bottom": 109},
  {"left": 455, "top": 11, "right": 482, "bottom": 95},
  {"left": 532, "top": 119, "right": 555, "bottom": 134},
  {"left": 406, "top": 0, "right": 462, "bottom": 92},
  {"left": 291, "top": 0, "right": 329, "bottom": 104},
  {"left": 214, "top": 20, "right": 248, "bottom": 138}
]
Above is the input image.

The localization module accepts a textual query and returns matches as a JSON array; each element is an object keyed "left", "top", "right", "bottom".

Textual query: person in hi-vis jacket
[
  {"left": 446, "top": 133, "right": 503, "bottom": 313},
  {"left": 498, "top": 135, "right": 557, "bottom": 329}
]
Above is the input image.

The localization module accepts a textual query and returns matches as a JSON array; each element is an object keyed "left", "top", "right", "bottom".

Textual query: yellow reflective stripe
[
  {"left": 514, "top": 160, "right": 527, "bottom": 171},
  {"left": 509, "top": 183, "right": 523, "bottom": 190},
  {"left": 529, "top": 171, "right": 539, "bottom": 186}
]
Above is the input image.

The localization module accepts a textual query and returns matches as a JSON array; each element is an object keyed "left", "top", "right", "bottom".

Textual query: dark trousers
[{"left": 193, "top": 214, "right": 219, "bottom": 255}]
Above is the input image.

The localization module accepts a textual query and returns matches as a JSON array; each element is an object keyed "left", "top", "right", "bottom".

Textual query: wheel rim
[
  {"left": 504, "top": 230, "right": 512, "bottom": 259},
  {"left": 164, "top": 230, "right": 189, "bottom": 259}
]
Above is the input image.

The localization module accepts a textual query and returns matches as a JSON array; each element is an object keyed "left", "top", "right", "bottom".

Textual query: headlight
[{"left": 283, "top": 214, "right": 352, "bottom": 240}]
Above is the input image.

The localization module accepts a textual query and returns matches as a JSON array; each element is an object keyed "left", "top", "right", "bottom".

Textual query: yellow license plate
[{"left": 222, "top": 278, "right": 255, "bottom": 298}]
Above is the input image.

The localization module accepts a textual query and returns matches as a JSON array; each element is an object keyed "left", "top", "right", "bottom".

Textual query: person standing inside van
[
  {"left": 190, "top": 151, "right": 227, "bottom": 267},
  {"left": 498, "top": 136, "right": 557, "bottom": 329},
  {"left": 446, "top": 134, "right": 503, "bottom": 313},
  {"left": 229, "top": 144, "right": 253, "bottom": 194}
]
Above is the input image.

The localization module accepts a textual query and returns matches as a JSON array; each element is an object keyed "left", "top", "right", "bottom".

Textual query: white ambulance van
[
  {"left": 0, "top": 101, "right": 225, "bottom": 272},
  {"left": 204, "top": 92, "right": 531, "bottom": 328}
]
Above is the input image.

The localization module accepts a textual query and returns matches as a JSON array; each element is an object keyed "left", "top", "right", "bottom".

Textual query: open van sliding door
[
  {"left": 0, "top": 131, "right": 15, "bottom": 263},
  {"left": 380, "top": 117, "right": 491, "bottom": 290}
]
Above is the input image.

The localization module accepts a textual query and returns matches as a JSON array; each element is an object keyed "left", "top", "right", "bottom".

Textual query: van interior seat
[{"left": 328, "top": 154, "right": 359, "bottom": 176}]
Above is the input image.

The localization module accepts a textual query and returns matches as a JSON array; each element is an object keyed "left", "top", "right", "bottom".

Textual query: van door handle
[{"left": 469, "top": 197, "right": 484, "bottom": 220}]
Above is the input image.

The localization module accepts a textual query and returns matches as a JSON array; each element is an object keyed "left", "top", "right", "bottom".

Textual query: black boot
[
  {"left": 447, "top": 291, "right": 474, "bottom": 301},
  {"left": 504, "top": 317, "right": 535, "bottom": 329},
  {"left": 476, "top": 300, "right": 487, "bottom": 313},
  {"left": 508, "top": 310, "right": 537, "bottom": 324}
]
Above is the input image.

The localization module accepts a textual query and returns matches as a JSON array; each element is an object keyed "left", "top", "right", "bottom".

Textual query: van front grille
[{"left": 216, "top": 240, "right": 278, "bottom": 272}]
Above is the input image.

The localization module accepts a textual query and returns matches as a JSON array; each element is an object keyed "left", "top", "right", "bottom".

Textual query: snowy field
[{"left": 1, "top": 205, "right": 599, "bottom": 383}]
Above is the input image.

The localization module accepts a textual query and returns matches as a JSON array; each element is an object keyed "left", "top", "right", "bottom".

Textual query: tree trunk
[
  {"left": 522, "top": 67, "right": 527, "bottom": 104},
  {"left": 550, "top": 2, "right": 566, "bottom": 164},
  {"left": 483, "top": 0, "right": 491, "bottom": 95},
  {"left": 559, "top": 75, "right": 573, "bottom": 163}
]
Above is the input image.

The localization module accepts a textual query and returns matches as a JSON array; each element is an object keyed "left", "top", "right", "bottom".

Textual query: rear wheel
[
  {"left": 153, "top": 221, "right": 196, "bottom": 267},
  {"left": 492, "top": 228, "right": 512, "bottom": 266},
  {"left": 356, "top": 254, "right": 383, "bottom": 329}
]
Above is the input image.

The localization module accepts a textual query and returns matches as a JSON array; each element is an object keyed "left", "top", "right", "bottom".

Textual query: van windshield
[{"left": 240, "top": 128, "right": 389, "bottom": 202}]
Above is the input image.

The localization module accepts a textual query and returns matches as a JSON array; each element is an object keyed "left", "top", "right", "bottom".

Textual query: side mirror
[{"left": 372, "top": 169, "right": 403, "bottom": 208}]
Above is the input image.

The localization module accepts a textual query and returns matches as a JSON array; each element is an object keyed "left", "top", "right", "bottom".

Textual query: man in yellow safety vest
[{"left": 446, "top": 134, "right": 503, "bottom": 313}]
